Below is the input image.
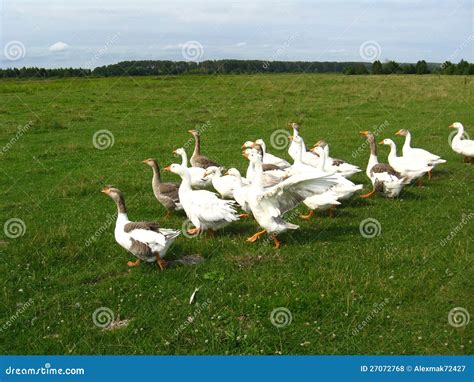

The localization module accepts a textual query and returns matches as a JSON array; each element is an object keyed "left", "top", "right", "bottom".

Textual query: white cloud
[
  {"left": 236, "top": 42, "right": 247, "bottom": 47},
  {"left": 49, "top": 41, "right": 69, "bottom": 52}
]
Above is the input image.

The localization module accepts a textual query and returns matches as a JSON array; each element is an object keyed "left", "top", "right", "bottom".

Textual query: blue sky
[{"left": 1, "top": 0, "right": 473, "bottom": 68}]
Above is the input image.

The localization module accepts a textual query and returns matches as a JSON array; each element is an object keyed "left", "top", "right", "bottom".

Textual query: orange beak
[
  {"left": 101, "top": 187, "right": 110, "bottom": 194},
  {"left": 242, "top": 152, "right": 249, "bottom": 158},
  {"left": 142, "top": 159, "right": 149, "bottom": 164},
  {"left": 359, "top": 131, "right": 369, "bottom": 137},
  {"left": 164, "top": 165, "right": 172, "bottom": 171},
  {"left": 378, "top": 140, "right": 385, "bottom": 145},
  {"left": 241, "top": 143, "right": 246, "bottom": 148},
  {"left": 395, "top": 130, "right": 402, "bottom": 136},
  {"left": 288, "top": 135, "right": 294, "bottom": 141},
  {"left": 187, "top": 129, "right": 194, "bottom": 134},
  {"left": 448, "top": 124, "right": 455, "bottom": 128}
]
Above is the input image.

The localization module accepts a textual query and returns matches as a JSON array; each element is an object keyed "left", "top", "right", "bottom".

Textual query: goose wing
[{"left": 259, "top": 173, "right": 337, "bottom": 214}]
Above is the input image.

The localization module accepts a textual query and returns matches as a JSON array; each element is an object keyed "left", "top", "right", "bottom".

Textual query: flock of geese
[{"left": 101, "top": 122, "right": 473, "bottom": 269}]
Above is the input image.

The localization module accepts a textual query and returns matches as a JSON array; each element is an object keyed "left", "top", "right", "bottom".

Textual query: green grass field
[{"left": 0, "top": 74, "right": 472, "bottom": 355}]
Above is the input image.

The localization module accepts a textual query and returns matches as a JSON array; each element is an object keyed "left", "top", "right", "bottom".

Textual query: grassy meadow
[{"left": 0, "top": 73, "right": 472, "bottom": 355}]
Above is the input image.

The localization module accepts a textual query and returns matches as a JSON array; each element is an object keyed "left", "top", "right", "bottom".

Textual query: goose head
[
  {"left": 309, "top": 146, "right": 324, "bottom": 157},
  {"left": 173, "top": 147, "right": 185, "bottom": 156},
  {"left": 288, "top": 122, "right": 300, "bottom": 131},
  {"left": 449, "top": 122, "right": 464, "bottom": 130},
  {"left": 101, "top": 186, "right": 122, "bottom": 198},
  {"left": 379, "top": 138, "right": 395, "bottom": 146},
  {"left": 143, "top": 158, "right": 159, "bottom": 169},
  {"left": 312, "top": 139, "right": 327, "bottom": 148},
  {"left": 395, "top": 129, "right": 409, "bottom": 136},
  {"left": 164, "top": 163, "right": 186, "bottom": 177},
  {"left": 101, "top": 186, "right": 126, "bottom": 212},
  {"left": 241, "top": 141, "right": 254, "bottom": 149},
  {"left": 243, "top": 150, "right": 261, "bottom": 164},
  {"left": 203, "top": 166, "right": 223, "bottom": 177},
  {"left": 226, "top": 168, "right": 241, "bottom": 177},
  {"left": 359, "top": 130, "right": 375, "bottom": 142}
]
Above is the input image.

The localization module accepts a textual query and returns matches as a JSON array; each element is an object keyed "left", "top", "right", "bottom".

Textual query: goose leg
[
  {"left": 300, "top": 210, "right": 314, "bottom": 220},
  {"left": 207, "top": 229, "right": 215, "bottom": 237},
  {"left": 246, "top": 229, "right": 266, "bottom": 243},
  {"left": 187, "top": 227, "right": 201, "bottom": 235},
  {"left": 127, "top": 259, "right": 141, "bottom": 267},
  {"left": 270, "top": 234, "right": 281, "bottom": 249},
  {"left": 360, "top": 189, "right": 376, "bottom": 199},
  {"left": 156, "top": 253, "right": 167, "bottom": 271},
  {"left": 328, "top": 205, "right": 337, "bottom": 218},
  {"left": 428, "top": 170, "right": 432, "bottom": 180},
  {"left": 416, "top": 178, "right": 423, "bottom": 187}
]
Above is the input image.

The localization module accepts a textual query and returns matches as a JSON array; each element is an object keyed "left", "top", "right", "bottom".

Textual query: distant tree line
[
  {"left": 344, "top": 59, "right": 474, "bottom": 75},
  {"left": 0, "top": 59, "right": 472, "bottom": 78}
]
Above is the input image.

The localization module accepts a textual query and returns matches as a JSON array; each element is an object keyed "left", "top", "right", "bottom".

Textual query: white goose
[
  {"left": 226, "top": 168, "right": 252, "bottom": 215},
  {"left": 359, "top": 131, "right": 407, "bottom": 198},
  {"left": 173, "top": 147, "right": 212, "bottom": 189},
  {"left": 243, "top": 147, "right": 287, "bottom": 187},
  {"left": 242, "top": 150, "right": 337, "bottom": 248},
  {"left": 379, "top": 138, "right": 433, "bottom": 183},
  {"left": 101, "top": 187, "right": 180, "bottom": 270},
  {"left": 312, "top": 140, "right": 361, "bottom": 178},
  {"left": 254, "top": 138, "right": 291, "bottom": 169},
  {"left": 395, "top": 129, "right": 446, "bottom": 177},
  {"left": 310, "top": 145, "right": 363, "bottom": 201},
  {"left": 449, "top": 122, "right": 474, "bottom": 163},
  {"left": 204, "top": 166, "right": 239, "bottom": 199},
  {"left": 164, "top": 164, "right": 239, "bottom": 235},
  {"left": 287, "top": 123, "right": 320, "bottom": 167}
]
